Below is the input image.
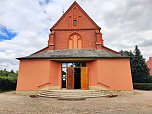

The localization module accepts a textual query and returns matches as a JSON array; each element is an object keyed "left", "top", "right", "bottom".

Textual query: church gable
[{"left": 51, "top": 2, "right": 100, "bottom": 30}]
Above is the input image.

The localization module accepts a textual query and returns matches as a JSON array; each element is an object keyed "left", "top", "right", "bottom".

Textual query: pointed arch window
[{"left": 68, "top": 33, "right": 82, "bottom": 49}]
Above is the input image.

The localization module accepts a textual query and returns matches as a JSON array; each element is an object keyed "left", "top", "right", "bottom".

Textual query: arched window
[{"left": 68, "top": 33, "right": 82, "bottom": 49}]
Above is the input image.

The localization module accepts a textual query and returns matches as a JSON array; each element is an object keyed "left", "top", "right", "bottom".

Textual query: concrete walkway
[{"left": 0, "top": 90, "right": 152, "bottom": 114}]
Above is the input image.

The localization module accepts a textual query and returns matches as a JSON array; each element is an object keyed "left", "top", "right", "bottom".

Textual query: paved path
[{"left": 0, "top": 90, "right": 152, "bottom": 114}]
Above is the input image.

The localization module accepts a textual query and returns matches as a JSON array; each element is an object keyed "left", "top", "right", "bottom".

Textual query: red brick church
[{"left": 16, "top": 2, "right": 133, "bottom": 91}]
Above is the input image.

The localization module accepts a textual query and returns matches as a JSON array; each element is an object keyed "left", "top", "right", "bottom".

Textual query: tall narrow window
[
  {"left": 73, "top": 20, "right": 77, "bottom": 26},
  {"left": 78, "top": 16, "right": 82, "bottom": 28},
  {"left": 69, "top": 16, "right": 72, "bottom": 28}
]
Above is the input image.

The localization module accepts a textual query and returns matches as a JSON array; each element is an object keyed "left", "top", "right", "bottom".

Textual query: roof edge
[
  {"left": 31, "top": 46, "right": 49, "bottom": 55},
  {"left": 16, "top": 46, "right": 49, "bottom": 60},
  {"left": 102, "top": 46, "right": 120, "bottom": 54}
]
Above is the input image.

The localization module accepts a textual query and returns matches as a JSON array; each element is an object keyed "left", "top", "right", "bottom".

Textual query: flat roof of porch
[{"left": 17, "top": 49, "right": 129, "bottom": 60}]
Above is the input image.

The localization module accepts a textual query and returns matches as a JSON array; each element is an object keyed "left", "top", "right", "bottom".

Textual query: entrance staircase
[{"left": 37, "top": 90, "right": 110, "bottom": 100}]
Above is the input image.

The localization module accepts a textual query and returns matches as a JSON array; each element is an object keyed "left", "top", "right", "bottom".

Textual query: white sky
[{"left": 0, "top": 0, "right": 152, "bottom": 71}]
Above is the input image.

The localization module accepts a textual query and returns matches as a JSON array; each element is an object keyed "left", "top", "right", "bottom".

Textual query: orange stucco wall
[
  {"left": 88, "top": 59, "right": 133, "bottom": 90},
  {"left": 50, "top": 61, "right": 61, "bottom": 88},
  {"left": 87, "top": 60, "right": 98, "bottom": 87},
  {"left": 17, "top": 60, "right": 50, "bottom": 90},
  {"left": 17, "top": 59, "right": 133, "bottom": 90},
  {"left": 16, "top": 60, "right": 61, "bottom": 91}
]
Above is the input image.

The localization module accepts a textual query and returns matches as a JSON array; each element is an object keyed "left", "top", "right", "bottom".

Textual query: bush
[
  {"left": 0, "top": 76, "right": 17, "bottom": 91},
  {"left": 133, "top": 83, "right": 152, "bottom": 90},
  {"left": 0, "top": 69, "right": 17, "bottom": 91}
]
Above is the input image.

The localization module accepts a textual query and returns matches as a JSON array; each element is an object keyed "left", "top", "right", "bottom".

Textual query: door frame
[
  {"left": 61, "top": 62, "right": 88, "bottom": 90},
  {"left": 61, "top": 65, "right": 88, "bottom": 90}
]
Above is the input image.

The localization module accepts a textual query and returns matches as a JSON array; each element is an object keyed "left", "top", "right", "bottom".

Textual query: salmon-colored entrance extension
[{"left": 16, "top": 2, "right": 133, "bottom": 91}]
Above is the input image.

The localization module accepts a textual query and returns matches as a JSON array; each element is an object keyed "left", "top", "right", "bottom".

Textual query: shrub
[
  {"left": 0, "top": 69, "right": 17, "bottom": 92},
  {"left": 0, "top": 76, "right": 17, "bottom": 91},
  {"left": 133, "top": 83, "right": 152, "bottom": 90}
]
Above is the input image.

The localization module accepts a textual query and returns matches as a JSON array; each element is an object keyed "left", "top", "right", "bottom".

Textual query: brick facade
[{"left": 48, "top": 2, "right": 103, "bottom": 50}]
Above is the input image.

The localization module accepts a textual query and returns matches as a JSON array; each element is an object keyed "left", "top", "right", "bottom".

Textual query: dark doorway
[
  {"left": 62, "top": 63, "right": 86, "bottom": 89},
  {"left": 74, "top": 68, "right": 81, "bottom": 89},
  {"left": 62, "top": 68, "right": 66, "bottom": 88}
]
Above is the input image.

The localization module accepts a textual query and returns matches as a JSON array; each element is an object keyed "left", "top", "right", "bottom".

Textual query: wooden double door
[{"left": 66, "top": 67, "right": 88, "bottom": 90}]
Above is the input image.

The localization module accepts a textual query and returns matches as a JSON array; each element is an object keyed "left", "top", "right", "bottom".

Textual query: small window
[{"left": 73, "top": 20, "right": 77, "bottom": 26}]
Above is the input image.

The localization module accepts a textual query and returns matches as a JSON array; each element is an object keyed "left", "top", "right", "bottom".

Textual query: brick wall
[
  {"left": 54, "top": 30, "right": 97, "bottom": 49},
  {"left": 47, "top": 2, "right": 103, "bottom": 50}
]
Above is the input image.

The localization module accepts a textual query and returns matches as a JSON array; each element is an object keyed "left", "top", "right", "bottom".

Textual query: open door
[
  {"left": 67, "top": 67, "right": 74, "bottom": 89},
  {"left": 81, "top": 67, "right": 88, "bottom": 90}
]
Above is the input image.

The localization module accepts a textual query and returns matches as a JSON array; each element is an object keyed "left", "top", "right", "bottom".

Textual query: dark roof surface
[{"left": 17, "top": 49, "right": 129, "bottom": 60}]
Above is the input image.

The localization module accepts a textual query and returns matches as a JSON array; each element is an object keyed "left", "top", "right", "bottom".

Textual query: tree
[
  {"left": 123, "top": 45, "right": 152, "bottom": 83},
  {"left": 132, "top": 45, "right": 151, "bottom": 83},
  {"left": 0, "top": 70, "right": 2, "bottom": 76},
  {"left": 10, "top": 70, "right": 14, "bottom": 74}
]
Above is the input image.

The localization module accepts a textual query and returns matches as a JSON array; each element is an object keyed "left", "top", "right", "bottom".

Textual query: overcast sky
[{"left": 0, "top": 0, "right": 152, "bottom": 71}]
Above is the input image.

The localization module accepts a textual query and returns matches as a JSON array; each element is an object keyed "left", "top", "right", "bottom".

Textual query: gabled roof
[
  {"left": 17, "top": 49, "right": 129, "bottom": 60},
  {"left": 50, "top": 1, "right": 101, "bottom": 30}
]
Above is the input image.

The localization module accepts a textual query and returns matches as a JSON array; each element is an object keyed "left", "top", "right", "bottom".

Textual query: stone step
[
  {"left": 38, "top": 94, "right": 107, "bottom": 98},
  {"left": 37, "top": 90, "right": 110, "bottom": 99},
  {"left": 38, "top": 92, "right": 104, "bottom": 96},
  {"left": 38, "top": 93, "right": 105, "bottom": 96},
  {"left": 39, "top": 93, "right": 102, "bottom": 96},
  {"left": 39, "top": 92, "right": 101, "bottom": 95},
  {"left": 40, "top": 92, "right": 105, "bottom": 95},
  {"left": 43, "top": 90, "right": 99, "bottom": 93},
  {"left": 40, "top": 90, "right": 100, "bottom": 93},
  {"left": 38, "top": 90, "right": 101, "bottom": 93}
]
